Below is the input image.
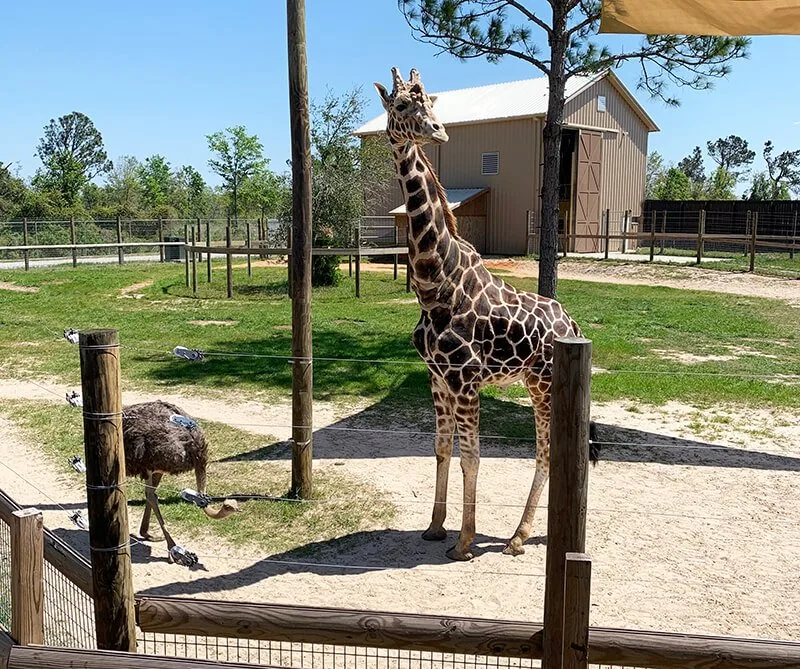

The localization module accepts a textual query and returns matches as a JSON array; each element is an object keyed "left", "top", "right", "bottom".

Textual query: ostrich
[{"left": 122, "top": 400, "right": 240, "bottom": 562}]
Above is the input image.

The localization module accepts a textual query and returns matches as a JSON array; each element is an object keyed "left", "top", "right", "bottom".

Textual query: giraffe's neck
[{"left": 392, "top": 140, "right": 461, "bottom": 307}]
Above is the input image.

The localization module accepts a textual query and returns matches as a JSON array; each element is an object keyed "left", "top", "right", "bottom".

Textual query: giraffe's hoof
[
  {"left": 421, "top": 527, "right": 447, "bottom": 541},
  {"left": 502, "top": 538, "right": 526, "bottom": 556},
  {"left": 445, "top": 545, "right": 474, "bottom": 561}
]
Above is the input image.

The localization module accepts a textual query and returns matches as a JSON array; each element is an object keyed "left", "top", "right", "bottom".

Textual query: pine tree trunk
[{"left": 537, "top": 6, "right": 569, "bottom": 300}]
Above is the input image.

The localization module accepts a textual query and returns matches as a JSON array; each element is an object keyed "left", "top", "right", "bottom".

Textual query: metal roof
[
  {"left": 355, "top": 70, "right": 658, "bottom": 135},
  {"left": 355, "top": 73, "right": 602, "bottom": 135},
  {"left": 389, "top": 187, "right": 489, "bottom": 215}
]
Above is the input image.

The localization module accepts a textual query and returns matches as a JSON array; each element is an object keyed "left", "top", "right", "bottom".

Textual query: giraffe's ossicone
[{"left": 375, "top": 67, "right": 586, "bottom": 561}]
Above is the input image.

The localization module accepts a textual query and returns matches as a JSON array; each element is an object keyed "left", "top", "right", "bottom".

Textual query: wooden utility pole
[
  {"left": 287, "top": 0, "right": 313, "bottom": 498},
  {"left": 10, "top": 508, "right": 44, "bottom": 645},
  {"left": 562, "top": 553, "right": 592, "bottom": 669},
  {"left": 78, "top": 329, "right": 136, "bottom": 652},
  {"left": 542, "top": 337, "right": 592, "bottom": 669}
]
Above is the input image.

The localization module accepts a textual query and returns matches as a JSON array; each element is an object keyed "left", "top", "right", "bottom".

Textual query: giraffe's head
[{"left": 374, "top": 67, "right": 448, "bottom": 145}]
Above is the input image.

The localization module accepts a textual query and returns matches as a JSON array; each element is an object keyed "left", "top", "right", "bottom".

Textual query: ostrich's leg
[
  {"left": 422, "top": 375, "right": 455, "bottom": 541},
  {"left": 447, "top": 391, "right": 480, "bottom": 562},
  {"left": 143, "top": 476, "right": 178, "bottom": 562},
  {"left": 504, "top": 383, "right": 551, "bottom": 556},
  {"left": 139, "top": 472, "right": 163, "bottom": 541},
  {"left": 195, "top": 460, "right": 207, "bottom": 495}
]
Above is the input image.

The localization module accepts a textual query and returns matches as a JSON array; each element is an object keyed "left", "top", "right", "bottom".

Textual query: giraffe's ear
[
  {"left": 374, "top": 82, "right": 392, "bottom": 110},
  {"left": 429, "top": 95, "right": 438, "bottom": 106}
]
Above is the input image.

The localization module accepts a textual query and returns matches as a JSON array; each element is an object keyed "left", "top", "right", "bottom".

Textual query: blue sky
[{"left": 2, "top": 1, "right": 799, "bottom": 194}]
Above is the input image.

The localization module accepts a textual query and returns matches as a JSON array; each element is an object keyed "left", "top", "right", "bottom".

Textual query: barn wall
[{"left": 564, "top": 78, "right": 650, "bottom": 218}]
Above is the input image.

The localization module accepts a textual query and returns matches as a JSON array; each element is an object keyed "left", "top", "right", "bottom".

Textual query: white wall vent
[{"left": 481, "top": 151, "right": 499, "bottom": 175}]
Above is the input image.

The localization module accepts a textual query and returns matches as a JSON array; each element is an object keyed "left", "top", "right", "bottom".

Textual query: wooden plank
[
  {"left": 0, "top": 242, "right": 181, "bottom": 252},
  {"left": 0, "top": 488, "right": 19, "bottom": 525},
  {"left": 79, "top": 329, "right": 136, "bottom": 652},
  {"left": 287, "top": 0, "right": 314, "bottom": 500},
  {"left": 542, "top": 337, "right": 592, "bottom": 669},
  {"left": 562, "top": 553, "right": 591, "bottom": 669},
  {"left": 10, "top": 509, "right": 44, "bottom": 645},
  {"left": 8, "top": 645, "right": 280, "bottom": 669},
  {"left": 135, "top": 596, "right": 544, "bottom": 658},
  {"left": 588, "top": 627, "right": 800, "bottom": 669}
]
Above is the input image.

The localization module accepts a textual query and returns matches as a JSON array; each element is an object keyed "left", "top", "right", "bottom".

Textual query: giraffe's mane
[{"left": 418, "top": 148, "right": 459, "bottom": 237}]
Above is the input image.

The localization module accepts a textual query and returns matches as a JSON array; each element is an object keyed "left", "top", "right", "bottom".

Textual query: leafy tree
[
  {"left": 174, "top": 165, "right": 209, "bottom": 218},
  {"left": 399, "top": 0, "right": 749, "bottom": 298},
  {"left": 0, "top": 162, "right": 26, "bottom": 220},
  {"left": 678, "top": 146, "right": 705, "bottom": 183},
  {"left": 654, "top": 167, "right": 691, "bottom": 200},
  {"left": 301, "top": 87, "right": 394, "bottom": 286},
  {"left": 240, "top": 166, "right": 286, "bottom": 220},
  {"left": 706, "top": 167, "right": 736, "bottom": 200},
  {"left": 747, "top": 170, "right": 790, "bottom": 200},
  {"left": 706, "top": 135, "right": 755, "bottom": 180},
  {"left": 138, "top": 155, "right": 175, "bottom": 215},
  {"left": 35, "top": 111, "right": 112, "bottom": 204},
  {"left": 763, "top": 140, "right": 800, "bottom": 197},
  {"left": 645, "top": 151, "right": 666, "bottom": 199},
  {"left": 207, "top": 126, "right": 266, "bottom": 220},
  {"left": 105, "top": 155, "right": 143, "bottom": 217}
]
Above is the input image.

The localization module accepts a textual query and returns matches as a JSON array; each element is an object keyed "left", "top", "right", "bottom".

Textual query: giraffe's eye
[{"left": 395, "top": 102, "right": 408, "bottom": 113}]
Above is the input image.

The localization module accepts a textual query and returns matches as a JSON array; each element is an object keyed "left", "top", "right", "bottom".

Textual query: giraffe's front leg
[
  {"left": 505, "top": 390, "right": 551, "bottom": 556},
  {"left": 447, "top": 392, "right": 480, "bottom": 561},
  {"left": 422, "top": 376, "right": 454, "bottom": 542}
]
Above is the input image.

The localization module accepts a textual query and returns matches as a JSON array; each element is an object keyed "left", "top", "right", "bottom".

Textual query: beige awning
[{"left": 600, "top": 0, "right": 800, "bottom": 35}]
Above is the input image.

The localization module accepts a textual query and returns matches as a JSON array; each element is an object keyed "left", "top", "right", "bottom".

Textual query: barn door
[{"left": 573, "top": 130, "right": 603, "bottom": 253}]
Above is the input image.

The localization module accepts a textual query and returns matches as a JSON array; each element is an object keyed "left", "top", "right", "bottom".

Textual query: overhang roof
[{"left": 389, "top": 187, "right": 489, "bottom": 215}]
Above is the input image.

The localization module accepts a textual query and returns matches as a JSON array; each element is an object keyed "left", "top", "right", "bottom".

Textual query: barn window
[
  {"left": 481, "top": 151, "right": 499, "bottom": 175},
  {"left": 597, "top": 95, "right": 607, "bottom": 112}
]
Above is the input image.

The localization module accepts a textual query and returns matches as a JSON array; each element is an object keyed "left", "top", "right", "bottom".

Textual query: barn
[{"left": 355, "top": 70, "right": 659, "bottom": 256}]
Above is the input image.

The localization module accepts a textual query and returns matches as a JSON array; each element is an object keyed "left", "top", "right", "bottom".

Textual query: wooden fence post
[
  {"left": 649, "top": 210, "right": 656, "bottom": 262},
  {"left": 226, "top": 217, "right": 233, "bottom": 299},
  {"left": 10, "top": 508, "right": 44, "bottom": 646},
  {"left": 116, "top": 215, "right": 124, "bottom": 265},
  {"left": 660, "top": 210, "right": 667, "bottom": 254},
  {"left": 206, "top": 220, "right": 212, "bottom": 283},
  {"left": 246, "top": 220, "right": 252, "bottom": 277},
  {"left": 287, "top": 227, "right": 293, "bottom": 296},
  {"left": 696, "top": 209, "right": 706, "bottom": 265},
  {"left": 621, "top": 210, "right": 630, "bottom": 253},
  {"left": 158, "top": 218, "right": 164, "bottom": 263},
  {"left": 191, "top": 227, "right": 197, "bottom": 295},
  {"left": 750, "top": 211, "right": 758, "bottom": 272},
  {"left": 603, "top": 209, "right": 610, "bottom": 259},
  {"left": 791, "top": 210, "right": 798, "bottom": 261},
  {"left": 22, "top": 218, "right": 29, "bottom": 271},
  {"left": 562, "top": 553, "right": 592, "bottom": 669},
  {"left": 70, "top": 216, "right": 78, "bottom": 268},
  {"left": 183, "top": 223, "right": 190, "bottom": 288},
  {"left": 542, "top": 336, "right": 592, "bottom": 669},
  {"left": 744, "top": 210, "right": 751, "bottom": 257},
  {"left": 393, "top": 224, "right": 399, "bottom": 281},
  {"left": 78, "top": 329, "right": 136, "bottom": 652},
  {"left": 355, "top": 221, "right": 362, "bottom": 298}
]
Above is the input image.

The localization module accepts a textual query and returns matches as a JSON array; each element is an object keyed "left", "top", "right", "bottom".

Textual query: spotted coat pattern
[{"left": 374, "top": 67, "right": 582, "bottom": 560}]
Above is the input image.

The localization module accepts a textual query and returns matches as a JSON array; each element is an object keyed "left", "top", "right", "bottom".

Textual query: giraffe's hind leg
[
  {"left": 504, "top": 377, "right": 551, "bottom": 556},
  {"left": 422, "top": 375, "right": 455, "bottom": 542}
]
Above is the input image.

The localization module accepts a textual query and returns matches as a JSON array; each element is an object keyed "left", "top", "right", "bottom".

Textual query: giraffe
[{"left": 374, "top": 67, "right": 588, "bottom": 561}]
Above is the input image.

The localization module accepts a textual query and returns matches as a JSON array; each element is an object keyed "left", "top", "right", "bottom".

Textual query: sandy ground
[{"left": 1, "top": 262, "right": 799, "bottom": 642}]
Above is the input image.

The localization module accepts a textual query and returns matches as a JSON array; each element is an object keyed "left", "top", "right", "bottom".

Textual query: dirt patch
[
  {"left": 188, "top": 320, "right": 239, "bottom": 327},
  {"left": 272, "top": 324, "right": 292, "bottom": 330},
  {"left": 119, "top": 280, "right": 153, "bottom": 295},
  {"left": 0, "top": 377, "right": 798, "bottom": 639},
  {"left": 0, "top": 281, "right": 38, "bottom": 293},
  {"left": 652, "top": 349, "right": 737, "bottom": 364}
]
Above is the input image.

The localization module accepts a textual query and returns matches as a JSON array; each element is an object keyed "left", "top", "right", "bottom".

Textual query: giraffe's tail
[{"left": 589, "top": 420, "right": 600, "bottom": 466}]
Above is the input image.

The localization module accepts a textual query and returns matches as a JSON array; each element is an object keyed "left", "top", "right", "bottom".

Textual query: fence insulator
[
  {"left": 169, "top": 414, "right": 198, "bottom": 430},
  {"left": 69, "top": 455, "right": 87, "bottom": 473},
  {"left": 169, "top": 544, "right": 199, "bottom": 567},
  {"left": 69, "top": 510, "right": 89, "bottom": 531},
  {"left": 66, "top": 391, "right": 83, "bottom": 407},
  {"left": 179, "top": 488, "right": 211, "bottom": 508},
  {"left": 173, "top": 346, "right": 204, "bottom": 362},
  {"left": 64, "top": 328, "right": 80, "bottom": 344}
]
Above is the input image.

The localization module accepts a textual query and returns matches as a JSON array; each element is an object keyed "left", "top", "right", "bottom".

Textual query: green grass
[
  {"left": 700, "top": 253, "right": 800, "bottom": 279},
  {"left": 0, "top": 398, "right": 395, "bottom": 554},
  {"left": 0, "top": 260, "right": 798, "bottom": 413}
]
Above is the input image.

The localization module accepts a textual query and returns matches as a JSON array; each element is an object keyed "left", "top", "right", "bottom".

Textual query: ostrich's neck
[
  {"left": 202, "top": 505, "right": 234, "bottom": 520},
  {"left": 392, "top": 140, "right": 461, "bottom": 307}
]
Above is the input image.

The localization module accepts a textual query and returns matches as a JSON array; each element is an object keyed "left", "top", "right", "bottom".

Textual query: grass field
[{"left": 0, "top": 260, "right": 798, "bottom": 409}]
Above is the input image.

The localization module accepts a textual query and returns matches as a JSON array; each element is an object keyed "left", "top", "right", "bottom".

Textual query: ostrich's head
[
  {"left": 202, "top": 498, "right": 241, "bottom": 520},
  {"left": 374, "top": 67, "right": 448, "bottom": 145}
]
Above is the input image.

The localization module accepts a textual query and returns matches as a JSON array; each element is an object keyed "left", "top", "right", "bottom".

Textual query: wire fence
[
  {"left": 0, "top": 517, "right": 11, "bottom": 633},
  {"left": 42, "top": 556, "right": 95, "bottom": 648}
]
